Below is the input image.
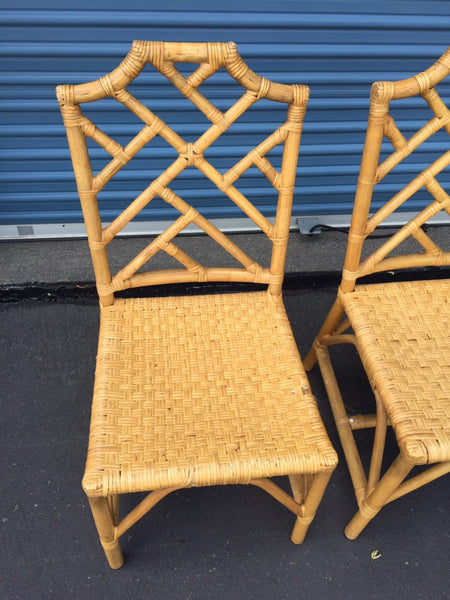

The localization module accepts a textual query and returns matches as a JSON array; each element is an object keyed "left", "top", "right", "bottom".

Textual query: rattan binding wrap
[
  {"left": 306, "top": 48, "right": 450, "bottom": 540},
  {"left": 57, "top": 41, "right": 337, "bottom": 569}
]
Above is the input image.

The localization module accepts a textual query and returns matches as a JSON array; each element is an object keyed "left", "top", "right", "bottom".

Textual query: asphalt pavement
[{"left": 1, "top": 231, "right": 449, "bottom": 599}]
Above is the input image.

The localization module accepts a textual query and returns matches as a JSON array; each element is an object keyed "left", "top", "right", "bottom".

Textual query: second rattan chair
[
  {"left": 57, "top": 41, "right": 337, "bottom": 568},
  {"left": 305, "top": 48, "right": 450, "bottom": 539}
]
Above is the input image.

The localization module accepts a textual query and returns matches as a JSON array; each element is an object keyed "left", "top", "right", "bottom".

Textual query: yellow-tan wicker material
[
  {"left": 56, "top": 40, "right": 309, "bottom": 307},
  {"left": 342, "top": 280, "right": 450, "bottom": 464},
  {"left": 57, "top": 41, "right": 337, "bottom": 568},
  {"left": 83, "top": 291, "right": 337, "bottom": 495},
  {"left": 306, "top": 48, "right": 450, "bottom": 540}
]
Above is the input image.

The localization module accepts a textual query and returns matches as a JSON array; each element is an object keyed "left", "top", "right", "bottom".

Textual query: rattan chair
[
  {"left": 305, "top": 49, "right": 450, "bottom": 539},
  {"left": 57, "top": 41, "right": 337, "bottom": 568}
]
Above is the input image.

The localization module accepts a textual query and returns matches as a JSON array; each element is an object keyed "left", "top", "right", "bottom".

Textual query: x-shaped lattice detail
[
  {"left": 358, "top": 87, "right": 450, "bottom": 276},
  {"left": 77, "top": 61, "right": 292, "bottom": 284}
]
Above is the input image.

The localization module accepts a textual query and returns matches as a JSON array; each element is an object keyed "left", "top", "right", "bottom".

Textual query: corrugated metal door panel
[{"left": 0, "top": 0, "right": 449, "bottom": 234}]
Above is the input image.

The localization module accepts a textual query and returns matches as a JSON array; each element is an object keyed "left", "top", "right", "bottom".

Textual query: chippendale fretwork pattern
[
  {"left": 304, "top": 49, "right": 450, "bottom": 543},
  {"left": 345, "top": 68, "right": 450, "bottom": 283},
  {"left": 57, "top": 41, "right": 308, "bottom": 302}
]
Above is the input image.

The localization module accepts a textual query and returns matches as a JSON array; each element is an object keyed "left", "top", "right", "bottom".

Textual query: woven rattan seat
[
  {"left": 84, "top": 292, "right": 337, "bottom": 495},
  {"left": 305, "top": 48, "right": 450, "bottom": 539},
  {"left": 342, "top": 280, "right": 450, "bottom": 464},
  {"left": 57, "top": 41, "right": 337, "bottom": 568}
]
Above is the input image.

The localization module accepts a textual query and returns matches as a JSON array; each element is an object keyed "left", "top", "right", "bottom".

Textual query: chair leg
[
  {"left": 108, "top": 494, "right": 120, "bottom": 526},
  {"left": 88, "top": 496, "right": 124, "bottom": 569},
  {"left": 316, "top": 345, "right": 368, "bottom": 506},
  {"left": 289, "top": 473, "right": 313, "bottom": 504},
  {"left": 291, "top": 469, "right": 334, "bottom": 544},
  {"left": 344, "top": 454, "right": 414, "bottom": 540},
  {"left": 304, "top": 298, "right": 345, "bottom": 371}
]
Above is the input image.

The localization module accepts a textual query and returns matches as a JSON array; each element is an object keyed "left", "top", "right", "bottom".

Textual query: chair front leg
[
  {"left": 88, "top": 496, "right": 124, "bottom": 569},
  {"left": 108, "top": 494, "right": 120, "bottom": 526},
  {"left": 291, "top": 469, "right": 334, "bottom": 544},
  {"left": 304, "top": 298, "right": 345, "bottom": 371},
  {"left": 344, "top": 454, "right": 414, "bottom": 540}
]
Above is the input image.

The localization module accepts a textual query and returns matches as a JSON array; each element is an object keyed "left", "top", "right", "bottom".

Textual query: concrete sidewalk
[
  {"left": 2, "top": 225, "right": 449, "bottom": 288},
  {"left": 0, "top": 229, "right": 346, "bottom": 286}
]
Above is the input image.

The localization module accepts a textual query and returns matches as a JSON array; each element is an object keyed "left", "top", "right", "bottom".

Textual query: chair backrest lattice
[
  {"left": 57, "top": 41, "right": 309, "bottom": 305},
  {"left": 341, "top": 47, "right": 450, "bottom": 293}
]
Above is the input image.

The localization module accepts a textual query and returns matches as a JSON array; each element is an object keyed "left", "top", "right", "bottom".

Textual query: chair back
[
  {"left": 341, "top": 48, "right": 450, "bottom": 293},
  {"left": 57, "top": 41, "right": 308, "bottom": 305}
]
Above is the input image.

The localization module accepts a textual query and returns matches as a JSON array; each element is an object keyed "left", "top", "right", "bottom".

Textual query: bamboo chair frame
[
  {"left": 57, "top": 41, "right": 337, "bottom": 568},
  {"left": 305, "top": 48, "right": 450, "bottom": 539}
]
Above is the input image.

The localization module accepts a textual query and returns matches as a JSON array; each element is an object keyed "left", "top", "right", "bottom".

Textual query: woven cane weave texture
[
  {"left": 342, "top": 279, "right": 450, "bottom": 465},
  {"left": 83, "top": 291, "right": 337, "bottom": 496}
]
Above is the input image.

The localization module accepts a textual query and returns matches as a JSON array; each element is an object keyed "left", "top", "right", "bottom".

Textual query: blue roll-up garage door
[{"left": 1, "top": 0, "right": 449, "bottom": 238}]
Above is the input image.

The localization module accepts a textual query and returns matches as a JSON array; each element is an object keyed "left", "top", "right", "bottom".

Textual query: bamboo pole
[
  {"left": 340, "top": 82, "right": 391, "bottom": 294},
  {"left": 367, "top": 391, "right": 388, "bottom": 495},
  {"left": 316, "top": 346, "right": 368, "bottom": 506},
  {"left": 386, "top": 462, "right": 450, "bottom": 503},
  {"left": 345, "top": 455, "right": 414, "bottom": 539},
  {"left": 269, "top": 103, "right": 306, "bottom": 296},
  {"left": 291, "top": 470, "right": 334, "bottom": 544},
  {"left": 116, "top": 488, "right": 180, "bottom": 538},
  {"left": 88, "top": 497, "right": 124, "bottom": 569},
  {"left": 57, "top": 93, "right": 114, "bottom": 306}
]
